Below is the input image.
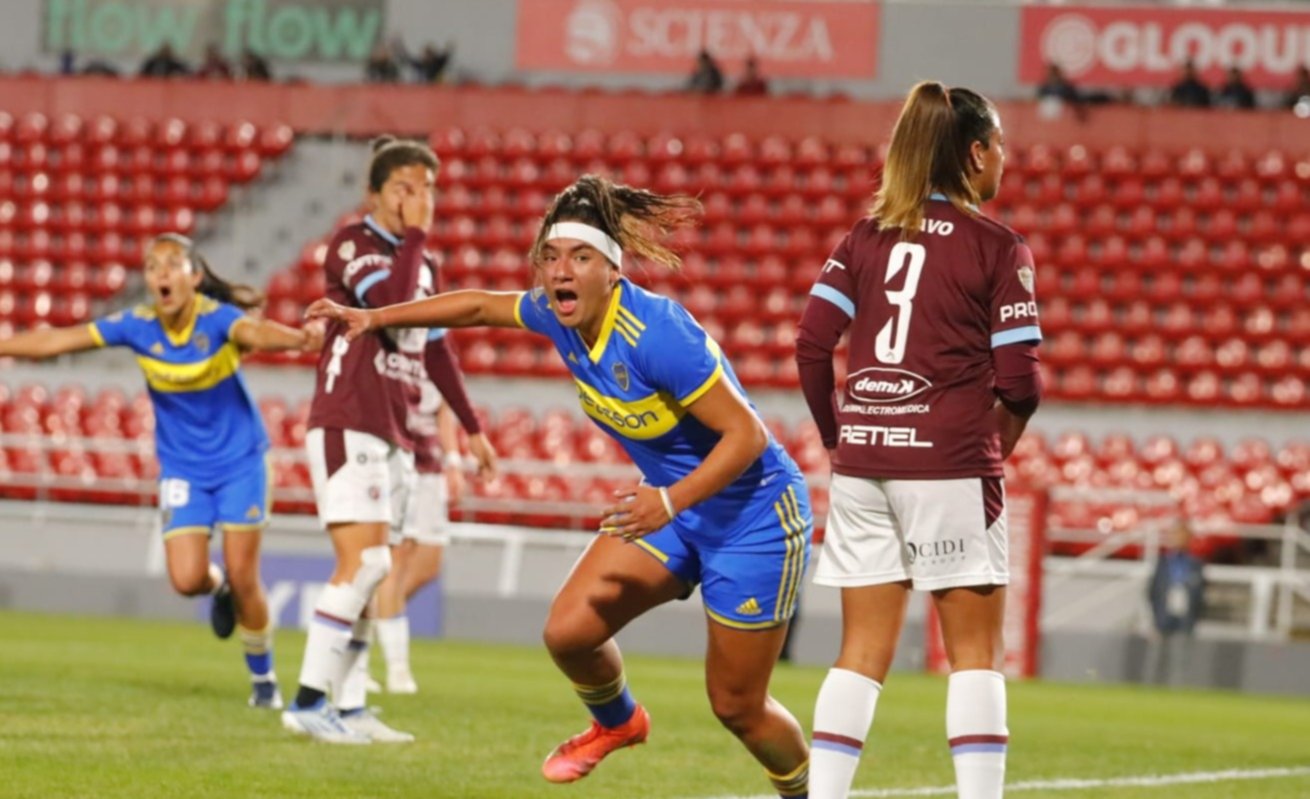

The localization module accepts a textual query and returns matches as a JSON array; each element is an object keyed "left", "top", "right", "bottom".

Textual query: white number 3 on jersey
[{"left": 876, "top": 242, "right": 926, "bottom": 364}]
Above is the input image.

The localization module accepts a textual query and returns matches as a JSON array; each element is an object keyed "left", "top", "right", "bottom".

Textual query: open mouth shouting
[{"left": 553, "top": 288, "right": 579, "bottom": 318}]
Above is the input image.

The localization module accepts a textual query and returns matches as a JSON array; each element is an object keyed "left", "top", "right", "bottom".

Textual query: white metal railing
[{"left": 1043, "top": 486, "right": 1310, "bottom": 641}]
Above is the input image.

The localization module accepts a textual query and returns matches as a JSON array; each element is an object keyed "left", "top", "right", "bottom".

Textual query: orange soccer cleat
[{"left": 541, "top": 704, "right": 651, "bottom": 783}]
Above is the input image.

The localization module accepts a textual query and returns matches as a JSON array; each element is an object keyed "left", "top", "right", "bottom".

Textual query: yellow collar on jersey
[{"left": 587, "top": 282, "right": 626, "bottom": 363}]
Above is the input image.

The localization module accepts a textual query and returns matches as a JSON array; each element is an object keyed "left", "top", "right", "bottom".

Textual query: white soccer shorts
[
  {"left": 395, "top": 471, "right": 451, "bottom": 547},
  {"left": 306, "top": 428, "right": 415, "bottom": 528},
  {"left": 815, "top": 473, "right": 1009, "bottom": 591}
]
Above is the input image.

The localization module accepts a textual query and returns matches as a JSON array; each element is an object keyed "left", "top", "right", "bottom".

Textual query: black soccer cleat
[{"left": 210, "top": 579, "right": 236, "bottom": 640}]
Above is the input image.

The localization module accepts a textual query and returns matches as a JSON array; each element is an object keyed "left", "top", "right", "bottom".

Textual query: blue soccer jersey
[
  {"left": 88, "top": 296, "right": 270, "bottom": 483},
  {"left": 515, "top": 277, "right": 806, "bottom": 542}
]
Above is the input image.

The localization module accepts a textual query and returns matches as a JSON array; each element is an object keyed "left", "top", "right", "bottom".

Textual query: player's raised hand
[
  {"left": 305, "top": 298, "right": 374, "bottom": 341},
  {"left": 399, "top": 189, "right": 434, "bottom": 233}
]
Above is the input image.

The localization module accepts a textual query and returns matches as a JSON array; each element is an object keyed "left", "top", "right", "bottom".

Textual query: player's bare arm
[
  {"left": 0, "top": 324, "right": 100, "bottom": 360},
  {"left": 306, "top": 290, "right": 522, "bottom": 341},
  {"left": 231, "top": 317, "right": 325, "bottom": 353}
]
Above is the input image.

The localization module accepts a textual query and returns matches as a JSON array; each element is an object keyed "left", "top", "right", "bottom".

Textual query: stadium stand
[
  {"left": 0, "top": 110, "right": 295, "bottom": 334},
  {"left": 2, "top": 83, "right": 1307, "bottom": 565},
  {"left": 263, "top": 129, "right": 1310, "bottom": 408}
]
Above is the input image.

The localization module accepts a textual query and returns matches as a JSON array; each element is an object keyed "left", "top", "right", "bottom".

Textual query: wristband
[
  {"left": 443, "top": 452, "right": 462, "bottom": 469},
  {"left": 657, "top": 486, "right": 676, "bottom": 522}
]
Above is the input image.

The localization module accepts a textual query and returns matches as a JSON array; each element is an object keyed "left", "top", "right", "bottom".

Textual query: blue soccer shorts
[
  {"left": 634, "top": 480, "right": 812, "bottom": 629},
  {"left": 159, "top": 455, "right": 271, "bottom": 539}
]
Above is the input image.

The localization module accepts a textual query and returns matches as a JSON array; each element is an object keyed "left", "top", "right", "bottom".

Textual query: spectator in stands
[
  {"left": 1216, "top": 66, "right": 1256, "bottom": 110},
  {"left": 308, "top": 174, "right": 814, "bottom": 797},
  {"left": 797, "top": 81, "right": 1041, "bottom": 799},
  {"left": 0, "top": 233, "right": 325, "bottom": 711},
  {"left": 82, "top": 58, "right": 121, "bottom": 77},
  {"left": 1036, "top": 62, "right": 1080, "bottom": 104},
  {"left": 1283, "top": 65, "right": 1310, "bottom": 111},
  {"left": 58, "top": 50, "right": 77, "bottom": 75},
  {"left": 196, "top": 44, "right": 233, "bottom": 80},
  {"left": 1149, "top": 518, "right": 1205, "bottom": 638},
  {"left": 410, "top": 42, "right": 454, "bottom": 83},
  {"left": 735, "top": 55, "right": 769, "bottom": 96},
  {"left": 282, "top": 136, "right": 495, "bottom": 745},
  {"left": 1168, "top": 60, "right": 1211, "bottom": 108},
  {"left": 240, "top": 49, "right": 272, "bottom": 81},
  {"left": 139, "top": 43, "right": 189, "bottom": 78},
  {"left": 686, "top": 49, "right": 725, "bottom": 94},
  {"left": 366, "top": 42, "right": 401, "bottom": 83}
]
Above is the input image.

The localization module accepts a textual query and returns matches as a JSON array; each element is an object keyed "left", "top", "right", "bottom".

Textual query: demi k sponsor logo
[{"left": 846, "top": 366, "right": 933, "bottom": 404}]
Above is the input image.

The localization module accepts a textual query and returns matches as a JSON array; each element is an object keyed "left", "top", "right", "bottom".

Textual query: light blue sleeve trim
[
  {"left": 426, "top": 328, "right": 447, "bottom": 340},
  {"left": 809, "top": 284, "right": 855, "bottom": 318},
  {"left": 992, "top": 326, "right": 1043, "bottom": 348},
  {"left": 353, "top": 270, "right": 390, "bottom": 306}
]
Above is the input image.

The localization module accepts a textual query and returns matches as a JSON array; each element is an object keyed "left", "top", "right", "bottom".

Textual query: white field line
[{"left": 695, "top": 765, "right": 1310, "bottom": 799}]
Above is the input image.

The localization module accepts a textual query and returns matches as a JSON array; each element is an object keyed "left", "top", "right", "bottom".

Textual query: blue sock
[
  {"left": 572, "top": 672, "right": 637, "bottom": 728},
  {"left": 238, "top": 624, "right": 275, "bottom": 680}
]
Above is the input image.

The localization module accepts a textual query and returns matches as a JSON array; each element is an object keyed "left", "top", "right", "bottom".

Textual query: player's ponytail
[
  {"left": 873, "top": 81, "right": 997, "bottom": 237},
  {"left": 151, "top": 232, "right": 264, "bottom": 311},
  {"left": 367, "top": 134, "right": 440, "bottom": 192},
  {"left": 531, "top": 174, "right": 702, "bottom": 271}
]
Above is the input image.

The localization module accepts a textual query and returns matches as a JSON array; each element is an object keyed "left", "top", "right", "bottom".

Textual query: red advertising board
[
  {"left": 1020, "top": 5, "right": 1310, "bottom": 89},
  {"left": 516, "top": 0, "right": 880, "bottom": 79}
]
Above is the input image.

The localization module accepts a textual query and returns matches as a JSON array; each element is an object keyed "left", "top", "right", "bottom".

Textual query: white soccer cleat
[
  {"left": 281, "top": 699, "right": 371, "bottom": 745},
  {"left": 387, "top": 665, "right": 418, "bottom": 695},
  {"left": 339, "top": 707, "right": 416, "bottom": 743}
]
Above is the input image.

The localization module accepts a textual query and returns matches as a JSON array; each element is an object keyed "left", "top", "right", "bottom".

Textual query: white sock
[
  {"left": 207, "top": 562, "right": 225, "bottom": 594},
  {"left": 810, "top": 668, "right": 882, "bottom": 799},
  {"left": 336, "top": 616, "right": 374, "bottom": 712},
  {"left": 296, "top": 583, "right": 367, "bottom": 699},
  {"left": 947, "top": 670, "right": 1008, "bottom": 799},
  {"left": 377, "top": 616, "right": 410, "bottom": 672}
]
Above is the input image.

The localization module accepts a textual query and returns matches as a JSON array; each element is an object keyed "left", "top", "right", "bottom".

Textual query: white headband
[{"left": 544, "top": 222, "right": 623, "bottom": 268}]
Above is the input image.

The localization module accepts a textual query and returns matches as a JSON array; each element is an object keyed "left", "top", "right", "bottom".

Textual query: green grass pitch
[{"left": 1, "top": 610, "right": 1307, "bottom": 798}]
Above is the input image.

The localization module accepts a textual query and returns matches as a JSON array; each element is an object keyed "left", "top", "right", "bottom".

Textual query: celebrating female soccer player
[
  {"left": 795, "top": 82, "right": 1043, "bottom": 799},
  {"left": 0, "top": 232, "right": 324, "bottom": 710},
  {"left": 308, "top": 175, "right": 814, "bottom": 798},
  {"left": 283, "top": 136, "right": 495, "bottom": 744}
]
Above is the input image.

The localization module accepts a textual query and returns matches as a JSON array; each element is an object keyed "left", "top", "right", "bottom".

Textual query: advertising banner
[
  {"left": 43, "top": 0, "right": 384, "bottom": 62},
  {"left": 1020, "top": 5, "right": 1310, "bottom": 89},
  {"left": 516, "top": 0, "right": 880, "bottom": 78}
]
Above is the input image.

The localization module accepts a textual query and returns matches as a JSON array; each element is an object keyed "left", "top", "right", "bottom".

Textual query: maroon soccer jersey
[
  {"left": 406, "top": 376, "right": 445, "bottom": 475},
  {"left": 797, "top": 198, "right": 1041, "bottom": 479},
  {"left": 307, "top": 217, "right": 436, "bottom": 450}
]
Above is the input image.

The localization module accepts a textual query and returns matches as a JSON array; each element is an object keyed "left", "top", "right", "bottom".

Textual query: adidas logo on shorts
[{"left": 735, "top": 597, "right": 762, "bottom": 616}]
